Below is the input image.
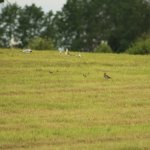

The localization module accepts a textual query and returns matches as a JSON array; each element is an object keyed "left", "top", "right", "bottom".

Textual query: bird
[
  {"left": 83, "top": 74, "right": 87, "bottom": 78},
  {"left": 49, "top": 71, "right": 53, "bottom": 74},
  {"left": 104, "top": 73, "right": 111, "bottom": 79},
  {"left": 83, "top": 72, "right": 89, "bottom": 78}
]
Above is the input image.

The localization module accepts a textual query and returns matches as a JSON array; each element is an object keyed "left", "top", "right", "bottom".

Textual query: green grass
[{"left": 0, "top": 49, "right": 150, "bottom": 150}]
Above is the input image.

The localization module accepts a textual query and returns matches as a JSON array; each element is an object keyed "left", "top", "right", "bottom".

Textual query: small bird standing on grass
[
  {"left": 49, "top": 71, "right": 53, "bottom": 74},
  {"left": 104, "top": 73, "right": 111, "bottom": 79},
  {"left": 83, "top": 74, "right": 87, "bottom": 78}
]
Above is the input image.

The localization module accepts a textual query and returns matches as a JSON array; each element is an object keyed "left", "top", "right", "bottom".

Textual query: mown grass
[{"left": 0, "top": 49, "right": 150, "bottom": 150}]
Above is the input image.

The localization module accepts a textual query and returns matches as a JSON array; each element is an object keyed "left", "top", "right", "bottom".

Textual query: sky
[{"left": 1, "top": 0, "right": 67, "bottom": 13}]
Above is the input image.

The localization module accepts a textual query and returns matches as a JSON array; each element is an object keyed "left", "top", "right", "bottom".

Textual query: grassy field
[{"left": 0, "top": 49, "right": 150, "bottom": 150}]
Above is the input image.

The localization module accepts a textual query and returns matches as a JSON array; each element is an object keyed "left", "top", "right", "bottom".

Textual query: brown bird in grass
[
  {"left": 83, "top": 72, "right": 89, "bottom": 78},
  {"left": 104, "top": 73, "right": 111, "bottom": 79},
  {"left": 83, "top": 74, "right": 87, "bottom": 78},
  {"left": 49, "top": 71, "right": 53, "bottom": 74}
]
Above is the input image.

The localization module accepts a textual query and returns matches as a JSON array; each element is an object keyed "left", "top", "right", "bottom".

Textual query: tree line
[{"left": 0, "top": 0, "right": 150, "bottom": 53}]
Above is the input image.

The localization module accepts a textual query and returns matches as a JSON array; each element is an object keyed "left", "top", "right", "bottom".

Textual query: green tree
[
  {"left": 107, "top": 0, "right": 150, "bottom": 52},
  {"left": 54, "top": 0, "right": 150, "bottom": 52},
  {"left": 53, "top": 0, "right": 90, "bottom": 51},
  {"left": 0, "top": 3, "right": 21, "bottom": 47},
  {"left": 0, "top": 3, "right": 55, "bottom": 49},
  {"left": 28, "top": 37, "right": 55, "bottom": 50},
  {"left": 126, "top": 34, "right": 150, "bottom": 54},
  {"left": 41, "top": 11, "right": 54, "bottom": 39},
  {"left": 0, "top": 0, "right": 4, "bottom": 3},
  {"left": 17, "top": 4, "right": 45, "bottom": 47},
  {"left": 94, "top": 41, "right": 112, "bottom": 53}
]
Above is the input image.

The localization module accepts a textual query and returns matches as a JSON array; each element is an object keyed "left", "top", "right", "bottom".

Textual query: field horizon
[{"left": 0, "top": 49, "right": 150, "bottom": 150}]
